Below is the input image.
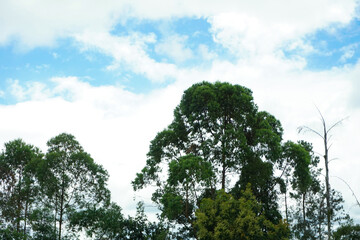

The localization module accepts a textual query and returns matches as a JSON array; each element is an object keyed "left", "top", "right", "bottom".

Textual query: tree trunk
[
  {"left": 59, "top": 181, "right": 65, "bottom": 240},
  {"left": 284, "top": 191, "right": 288, "bottom": 222},
  {"left": 302, "top": 193, "right": 306, "bottom": 226},
  {"left": 16, "top": 172, "right": 22, "bottom": 233},
  {"left": 59, "top": 197, "right": 64, "bottom": 240},
  {"left": 221, "top": 163, "right": 226, "bottom": 190},
  {"left": 324, "top": 127, "right": 331, "bottom": 239},
  {"left": 54, "top": 194, "right": 58, "bottom": 237},
  {"left": 24, "top": 198, "right": 28, "bottom": 235}
]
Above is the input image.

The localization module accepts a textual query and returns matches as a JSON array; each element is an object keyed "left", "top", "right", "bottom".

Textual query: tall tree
[
  {"left": 40, "top": 133, "right": 110, "bottom": 240},
  {"left": 0, "top": 139, "right": 42, "bottom": 236},
  {"left": 133, "top": 82, "right": 284, "bottom": 236},
  {"left": 298, "top": 110, "right": 346, "bottom": 239},
  {"left": 281, "top": 141, "right": 312, "bottom": 226}
]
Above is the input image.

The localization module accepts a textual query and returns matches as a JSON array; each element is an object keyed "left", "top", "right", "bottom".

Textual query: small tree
[{"left": 195, "top": 186, "right": 290, "bottom": 240}]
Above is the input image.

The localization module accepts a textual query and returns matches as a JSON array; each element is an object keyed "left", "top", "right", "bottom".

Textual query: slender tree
[
  {"left": 280, "top": 141, "right": 312, "bottom": 227},
  {"left": 0, "top": 139, "right": 42, "bottom": 235},
  {"left": 298, "top": 110, "right": 346, "bottom": 239},
  {"left": 40, "top": 133, "right": 110, "bottom": 240}
]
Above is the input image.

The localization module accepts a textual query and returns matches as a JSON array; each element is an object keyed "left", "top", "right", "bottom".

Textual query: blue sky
[
  {"left": 1, "top": 0, "right": 360, "bottom": 222},
  {"left": 1, "top": 14, "right": 359, "bottom": 99}
]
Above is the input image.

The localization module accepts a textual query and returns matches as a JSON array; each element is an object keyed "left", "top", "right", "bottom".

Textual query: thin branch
[
  {"left": 298, "top": 126, "right": 324, "bottom": 140},
  {"left": 327, "top": 117, "right": 349, "bottom": 134},
  {"left": 328, "top": 143, "right": 333, "bottom": 151},
  {"left": 328, "top": 158, "right": 339, "bottom": 163},
  {"left": 331, "top": 175, "right": 360, "bottom": 207},
  {"left": 315, "top": 105, "right": 326, "bottom": 128}
]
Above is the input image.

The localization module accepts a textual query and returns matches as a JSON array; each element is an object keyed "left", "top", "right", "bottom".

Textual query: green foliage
[
  {"left": 70, "top": 202, "right": 127, "bottom": 239},
  {"left": 29, "top": 207, "right": 57, "bottom": 240},
  {"left": 0, "top": 227, "right": 28, "bottom": 240},
  {"left": 0, "top": 139, "right": 42, "bottom": 236},
  {"left": 282, "top": 141, "right": 312, "bottom": 194},
  {"left": 334, "top": 223, "right": 360, "bottom": 240},
  {"left": 195, "top": 186, "right": 290, "bottom": 240},
  {"left": 126, "top": 202, "right": 169, "bottom": 240}
]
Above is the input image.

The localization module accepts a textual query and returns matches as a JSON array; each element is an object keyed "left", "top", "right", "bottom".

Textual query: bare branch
[
  {"left": 328, "top": 143, "right": 333, "bottom": 151},
  {"left": 315, "top": 105, "right": 326, "bottom": 128},
  {"left": 328, "top": 158, "right": 338, "bottom": 163},
  {"left": 326, "top": 117, "right": 349, "bottom": 134},
  {"left": 331, "top": 175, "right": 360, "bottom": 207},
  {"left": 298, "top": 126, "right": 324, "bottom": 140}
]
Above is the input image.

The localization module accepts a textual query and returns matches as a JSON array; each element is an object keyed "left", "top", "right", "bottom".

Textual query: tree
[
  {"left": 195, "top": 186, "right": 290, "bottom": 240},
  {"left": 39, "top": 133, "right": 111, "bottom": 240},
  {"left": 0, "top": 139, "right": 42, "bottom": 236},
  {"left": 285, "top": 141, "right": 349, "bottom": 240},
  {"left": 133, "top": 82, "right": 285, "bottom": 236},
  {"left": 298, "top": 110, "right": 346, "bottom": 239},
  {"left": 280, "top": 141, "right": 312, "bottom": 227}
]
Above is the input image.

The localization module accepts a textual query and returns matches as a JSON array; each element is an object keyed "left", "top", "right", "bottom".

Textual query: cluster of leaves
[{"left": 195, "top": 186, "right": 290, "bottom": 240}]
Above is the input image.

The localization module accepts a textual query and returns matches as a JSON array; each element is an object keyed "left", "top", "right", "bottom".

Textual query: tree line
[{"left": 1, "top": 81, "right": 360, "bottom": 239}]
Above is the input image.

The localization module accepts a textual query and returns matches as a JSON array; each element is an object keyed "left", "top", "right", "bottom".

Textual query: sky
[{"left": 1, "top": 0, "right": 360, "bottom": 223}]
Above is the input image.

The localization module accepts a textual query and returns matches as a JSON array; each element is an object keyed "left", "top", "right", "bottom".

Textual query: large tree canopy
[{"left": 133, "top": 81, "right": 286, "bottom": 237}]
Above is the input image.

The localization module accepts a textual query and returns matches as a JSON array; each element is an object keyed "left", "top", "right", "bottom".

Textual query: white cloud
[
  {"left": 340, "top": 43, "right": 358, "bottom": 63},
  {"left": 1, "top": 0, "right": 356, "bottom": 51},
  {"left": 197, "top": 44, "right": 217, "bottom": 61},
  {"left": 154, "top": 35, "right": 193, "bottom": 63},
  {"left": 207, "top": 0, "right": 355, "bottom": 57},
  {"left": 74, "top": 31, "right": 178, "bottom": 83},
  {"left": 8, "top": 79, "right": 51, "bottom": 101}
]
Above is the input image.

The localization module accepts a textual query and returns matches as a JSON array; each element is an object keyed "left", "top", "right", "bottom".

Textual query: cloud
[
  {"left": 208, "top": 0, "right": 356, "bottom": 56},
  {"left": 339, "top": 43, "right": 358, "bottom": 63},
  {"left": 74, "top": 31, "right": 178, "bottom": 83},
  {"left": 154, "top": 34, "right": 194, "bottom": 63},
  {"left": 0, "top": 0, "right": 127, "bottom": 49},
  {"left": 1, "top": 0, "right": 357, "bottom": 51},
  {"left": 7, "top": 79, "right": 51, "bottom": 101}
]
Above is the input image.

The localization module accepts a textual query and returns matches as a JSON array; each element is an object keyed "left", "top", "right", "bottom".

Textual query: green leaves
[
  {"left": 0, "top": 139, "right": 42, "bottom": 235},
  {"left": 282, "top": 141, "right": 312, "bottom": 194},
  {"left": 195, "top": 186, "right": 290, "bottom": 240},
  {"left": 168, "top": 155, "right": 214, "bottom": 187}
]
